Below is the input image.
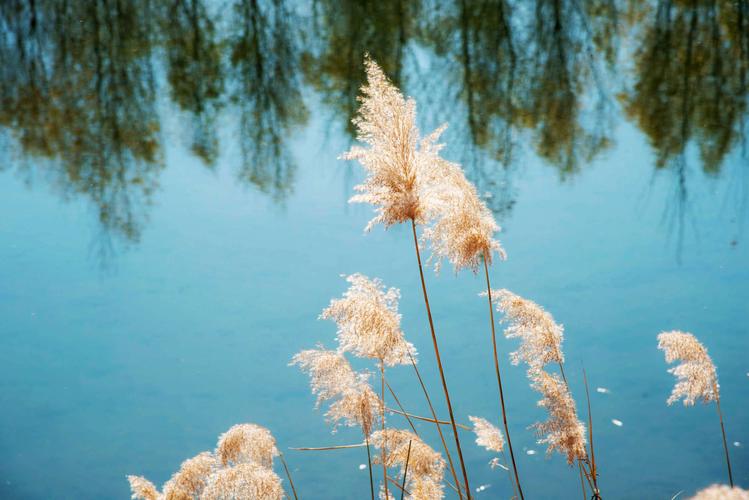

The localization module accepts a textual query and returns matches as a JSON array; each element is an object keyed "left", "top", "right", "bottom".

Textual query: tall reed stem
[
  {"left": 410, "top": 219, "right": 472, "bottom": 499},
  {"left": 400, "top": 440, "right": 412, "bottom": 500},
  {"left": 582, "top": 368, "right": 601, "bottom": 498},
  {"left": 278, "top": 451, "right": 299, "bottom": 500},
  {"left": 483, "top": 256, "right": 524, "bottom": 500},
  {"left": 714, "top": 392, "right": 734, "bottom": 487},
  {"left": 407, "top": 351, "right": 464, "bottom": 499},
  {"left": 380, "top": 362, "right": 389, "bottom": 499},
  {"left": 365, "top": 430, "right": 375, "bottom": 500}
]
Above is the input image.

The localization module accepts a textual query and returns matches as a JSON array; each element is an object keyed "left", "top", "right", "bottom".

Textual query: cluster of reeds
[
  {"left": 128, "top": 423, "right": 296, "bottom": 500},
  {"left": 128, "top": 57, "right": 744, "bottom": 499}
]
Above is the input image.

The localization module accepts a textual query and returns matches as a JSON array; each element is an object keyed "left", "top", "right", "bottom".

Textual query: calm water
[{"left": 1, "top": 0, "right": 748, "bottom": 498}]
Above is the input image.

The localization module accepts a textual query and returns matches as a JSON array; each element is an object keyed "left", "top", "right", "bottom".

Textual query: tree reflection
[
  {"left": 624, "top": 0, "right": 749, "bottom": 174},
  {"left": 0, "top": 0, "right": 162, "bottom": 261},
  {"left": 162, "top": 0, "right": 224, "bottom": 166}
]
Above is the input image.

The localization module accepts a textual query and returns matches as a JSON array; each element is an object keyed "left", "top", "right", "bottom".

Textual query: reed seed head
[
  {"left": 341, "top": 57, "right": 453, "bottom": 232},
  {"left": 371, "top": 429, "right": 446, "bottom": 482},
  {"left": 321, "top": 274, "right": 416, "bottom": 366},
  {"left": 530, "top": 370, "right": 587, "bottom": 465},
  {"left": 422, "top": 162, "right": 505, "bottom": 273},
  {"left": 407, "top": 475, "right": 445, "bottom": 500},
  {"left": 657, "top": 331, "right": 719, "bottom": 406},
  {"left": 689, "top": 484, "right": 749, "bottom": 499},
  {"left": 327, "top": 381, "right": 383, "bottom": 436},
  {"left": 468, "top": 416, "right": 505, "bottom": 452},
  {"left": 162, "top": 452, "right": 216, "bottom": 500},
  {"left": 127, "top": 475, "right": 160, "bottom": 500},
  {"left": 491, "top": 289, "right": 564, "bottom": 370},
  {"left": 291, "top": 347, "right": 360, "bottom": 406},
  {"left": 216, "top": 424, "right": 278, "bottom": 468},
  {"left": 201, "top": 463, "right": 284, "bottom": 500}
]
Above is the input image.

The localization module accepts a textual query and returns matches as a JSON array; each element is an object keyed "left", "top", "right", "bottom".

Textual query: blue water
[{"left": 1, "top": 1, "right": 748, "bottom": 498}]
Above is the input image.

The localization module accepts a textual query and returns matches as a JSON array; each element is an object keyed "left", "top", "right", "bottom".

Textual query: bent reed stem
[
  {"left": 380, "top": 362, "right": 389, "bottom": 499},
  {"left": 407, "top": 351, "right": 464, "bottom": 499},
  {"left": 400, "top": 440, "right": 412, "bottom": 500},
  {"left": 278, "top": 452, "right": 299, "bottom": 500},
  {"left": 483, "top": 256, "right": 524, "bottom": 500},
  {"left": 365, "top": 433, "right": 375, "bottom": 500},
  {"left": 410, "top": 219, "right": 472, "bottom": 499},
  {"left": 714, "top": 392, "right": 734, "bottom": 487}
]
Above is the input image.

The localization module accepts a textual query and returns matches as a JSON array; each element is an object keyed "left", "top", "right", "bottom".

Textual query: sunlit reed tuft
[
  {"left": 201, "top": 463, "right": 284, "bottom": 500},
  {"left": 468, "top": 416, "right": 505, "bottom": 452},
  {"left": 321, "top": 274, "right": 416, "bottom": 366},
  {"left": 128, "top": 475, "right": 160, "bottom": 500},
  {"left": 657, "top": 331, "right": 718, "bottom": 406},
  {"left": 292, "top": 347, "right": 382, "bottom": 435},
  {"left": 689, "top": 484, "right": 749, "bottom": 499},
  {"left": 162, "top": 452, "right": 216, "bottom": 500},
  {"left": 341, "top": 57, "right": 452, "bottom": 232},
  {"left": 530, "top": 370, "right": 587, "bottom": 465},
  {"left": 216, "top": 424, "right": 279, "bottom": 468},
  {"left": 491, "top": 289, "right": 564, "bottom": 370},
  {"left": 423, "top": 165, "right": 505, "bottom": 273},
  {"left": 371, "top": 429, "right": 446, "bottom": 481}
]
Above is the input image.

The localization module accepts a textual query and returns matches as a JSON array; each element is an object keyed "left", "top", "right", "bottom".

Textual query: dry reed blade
[
  {"left": 380, "top": 363, "right": 389, "bottom": 499},
  {"left": 407, "top": 351, "right": 463, "bottom": 499},
  {"left": 278, "top": 451, "right": 299, "bottom": 500},
  {"left": 400, "top": 440, "right": 412, "bottom": 500},
  {"left": 410, "top": 218, "right": 472, "bottom": 498},
  {"left": 483, "top": 257, "right": 524, "bottom": 500},
  {"left": 582, "top": 367, "right": 601, "bottom": 498},
  {"left": 385, "top": 406, "right": 471, "bottom": 430},
  {"left": 715, "top": 392, "right": 734, "bottom": 487},
  {"left": 291, "top": 443, "right": 366, "bottom": 451},
  {"left": 384, "top": 382, "right": 419, "bottom": 435},
  {"left": 577, "top": 461, "right": 587, "bottom": 500},
  {"left": 366, "top": 434, "right": 375, "bottom": 500}
]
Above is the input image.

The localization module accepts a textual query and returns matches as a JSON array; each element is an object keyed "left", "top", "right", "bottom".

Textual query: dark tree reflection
[
  {"left": 228, "top": 0, "right": 308, "bottom": 199},
  {"left": 0, "top": 0, "right": 162, "bottom": 260},
  {"left": 162, "top": 0, "right": 225, "bottom": 166}
]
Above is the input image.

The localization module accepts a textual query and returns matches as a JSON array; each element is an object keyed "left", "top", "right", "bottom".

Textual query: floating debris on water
[
  {"left": 734, "top": 441, "right": 741, "bottom": 447},
  {"left": 612, "top": 419, "right": 623, "bottom": 427},
  {"left": 489, "top": 457, "right": 508, "bottom": 470},
  {"left": 358, "top": 464, "right": 367, "bottom": 470},
  {"left": 475, "top": 484, "right": 491, "bottom": 493},
  {"left": 596, "top": 387, "right": 610, "bottom": 394},
  {"left": 526, "top": 449, "right": 537, "bottom": 455}
]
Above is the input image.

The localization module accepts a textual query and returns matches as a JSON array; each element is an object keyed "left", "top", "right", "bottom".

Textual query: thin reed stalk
[
  {"left": 582, "top": 368, "right": 601, "bottom": 498},
  {"left": 410, "top": 219, "right": 472, "bottom": 498},
  {"left": 380, "top": 363, "right": 389, "bottom": 499},
  {"left": 577, "top": 461, "right": 587, "bottom": 500},
  {"left": 278, "top": 451, "right": 299, "bottom": 500},
  {"left": 407, "top": 351, "right": 463, "bottom": 499},
  {"left": 400, "top": 440, "right": 412, "bottom": 500},
  {"left": 385, "top": 382, "right": 419, "bottom": 435},
  {"left": 714, "top": 389, "right": 734, "bottom": 487},
  {"left": 385, "top": 405, "right": 471, "bottom": 430},
  {"left": 483, "top": 256, "right": 524, "bottom": 500},
  {"left": 365, "top": 434, "right": 375, "bottom": 500},
  {"left": 291, "top": 443, "right": 366, "bottom": 451}
]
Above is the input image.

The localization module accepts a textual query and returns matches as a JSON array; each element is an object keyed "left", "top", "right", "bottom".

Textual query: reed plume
[
  {"left": 657, "top": 331, "right": 718, "bottom": 406},
  {"left": 321, "top": 274, "right": 416, "bottom": 366},
  {"left": 689, "top": 484, "right": 749, "bottom": 499},
  {"left": 163, "top": 452, "right": 216, "bottom": 500},
  {"left": 343, "top": 56, "right": 472, "bottom": 497},
  {"left": 128, "top": 475, "right": 159, "bottom": 500},
  {"left": 216, "top": 424, "right": 278, "bottom": 468},
  {"left": 201, "top": 463, "right": 284, "bottom": 500},
  {"left": 491, "top": 289, "right": 564, "bottom": 371},
  {"left": 468, "top": 416, "right": 505, "bottom": 453},
  {"left": 530, "top": 370, "right": 588, "bottom": 465},
  {"left": 371, "top": 429, "right": 446, "bottom": 500},
  {"left": 658, "top": 331, "right": 733, "bottom": 486},
  {"left": 292, "top": 347, "right": 382, "bottom": 436}
]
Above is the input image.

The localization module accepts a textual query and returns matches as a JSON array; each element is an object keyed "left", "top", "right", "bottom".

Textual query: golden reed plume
[
  {"left": 321, "top": 274, "right": 415, "bottom": 366},
  {"left": 468, "top": 416, "right": 505, "bottom": 453},
  {"left": 689, "top": 484, "right": 749, "bottom": 499},
  {"left": 658, "top": 330, "right": 734, "bottom": 486},
  {"left": 127, "top": 423, "right": 287, "bottom": 500}
]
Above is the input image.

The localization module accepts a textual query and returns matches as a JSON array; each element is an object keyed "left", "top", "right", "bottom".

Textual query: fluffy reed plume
[
  {"left": 408, "top": 476, "right": 445, "bottom": 500},
  {"left": 216, "top": 424, "right": 278, "bottom": 468},
  {"left": 341, "top": 57, "right": 451, "bottom": 231},
  {"left": 657, "top": 331, "right": 719, "bottom": 406},
  {"left": 422, "top": 165, "right": 505, "bottom": 274},
  {"left": 128, "top": 475, "right": 160, "bottom": 500},
  {"left": 321, "top": 274, "right": 415, "bottom": 366},
  {"left": 492, "top": 289, "right": 564, "bottom": 371},
  {"left": 291, "top": 347, "right": 382, "bottom": 435},
  {"left": 201, "top": 463, "right": 284, "bottom": 500},
  {"left": 162, "top": 452, "right": 216, "bottom": 500},
  {"left": 689, "top": 485, "right": 749, "bottom": 499},
  {"left": 371, "top": 429, "right": 446, "bottom": 481},
  {"left": 468, "top": 416, "right": 505, "bottom": 452},
  {"left": 530, "top": 370, "right": 587, "bottom": 465}
]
